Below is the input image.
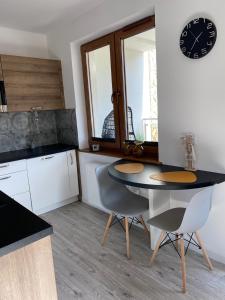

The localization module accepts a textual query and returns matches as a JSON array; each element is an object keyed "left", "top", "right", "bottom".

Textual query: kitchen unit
[
  {"left": 0, "top": 54, "right": 65, "bottom": 112},
  {"left": 0, "top": 144, "right": 79, "bottom": 215},
  {"left": 0, "top": 159, "right": 31, "bottom": 210},
  {"left": 0, "top": 191, "right": 57, "bottom": 300}
]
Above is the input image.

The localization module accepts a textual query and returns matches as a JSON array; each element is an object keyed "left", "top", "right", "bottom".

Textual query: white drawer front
[
  {"left": 0, "top": 171, "right": 29, "bottom": 196},
  {"left": 13, "top": 192, "right": 32, "bottom": 211},
  {"left": 0, "top": 160, "right": 26, "bottom": 176}
]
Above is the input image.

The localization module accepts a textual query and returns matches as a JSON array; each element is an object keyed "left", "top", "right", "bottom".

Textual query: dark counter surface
[
  {"left": 108, "top": 159, "right": 225, "bottom": 190},
  {"left": 0, "top": 191, "right": 52, "bottom": 257},
  {"left": 0, "top": 144, "right": 78, "bottom": 164}
]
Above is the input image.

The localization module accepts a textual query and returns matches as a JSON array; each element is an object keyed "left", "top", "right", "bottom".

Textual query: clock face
[{"left": 180, "top": 18, "right": 217, "bottom": 59}]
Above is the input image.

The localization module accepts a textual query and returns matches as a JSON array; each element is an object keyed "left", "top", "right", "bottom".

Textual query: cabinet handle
[
  {"left": 70, "top": 152, "right": 73, "bottom": 165},
  {"left": 42, "top": 156, "right": 54, "bottom": 160},
  {"left": 0, "top": 176, "right": 11, "bottom": 180},
  {"left": 0, "top": 164, "right": 9, "bottom": 168}
]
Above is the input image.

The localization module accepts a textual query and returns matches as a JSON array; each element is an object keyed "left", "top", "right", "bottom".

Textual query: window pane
[
  {"left": 88, "top": 45, "right": 115, "bottom": 140},
  {"left": 123, "top": 28, "right": 158, "bottom": 142}
]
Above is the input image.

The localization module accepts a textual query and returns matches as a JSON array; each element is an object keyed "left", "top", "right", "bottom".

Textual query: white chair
[
  {"left": 147, "top": 187, "right": 214, "bottom": 293},
  {"left": 95, "top": 165, "right": 149, "bottom": 258}
]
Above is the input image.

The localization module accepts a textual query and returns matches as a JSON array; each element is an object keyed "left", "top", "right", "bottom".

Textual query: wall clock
[{"left": 180, "top": 18, "right": 217, "bottom": 59}]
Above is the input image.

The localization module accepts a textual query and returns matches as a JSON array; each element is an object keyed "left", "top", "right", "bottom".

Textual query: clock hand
[
  {"left": 190, "top": 31, "right": 204, "bottom": 51},
  {"left": 196, "top": 31, "right": 203, "bottom": 42},
  {"left": 189, "top": 31, "right": 203, "bottom": 43},
  {"left": 191, "top": 39, "right": 198, "bottom": 51},
  {"left": 189, "top": 30, "right": 197, "bottom": 40}
]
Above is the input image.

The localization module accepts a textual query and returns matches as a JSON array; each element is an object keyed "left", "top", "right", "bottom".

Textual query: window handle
[
  {"left": 111, "top": 92, "right": 116, "bottom": 104},
  {"left": 111, "top": 91, "right": 120, "bottom": 104}
]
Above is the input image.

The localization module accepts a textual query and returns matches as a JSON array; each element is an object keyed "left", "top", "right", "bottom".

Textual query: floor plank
[{"left": 42, "top": 202, "right": 225, "bottom": 300}]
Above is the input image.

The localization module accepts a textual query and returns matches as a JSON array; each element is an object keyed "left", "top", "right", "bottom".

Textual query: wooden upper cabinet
[{"left": 1, "top": 55, "right": 65, "bottom": 112}]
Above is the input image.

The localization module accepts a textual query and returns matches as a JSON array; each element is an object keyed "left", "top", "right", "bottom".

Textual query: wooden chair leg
[
  {"left": 149, "top": 231, "right": 165, "bottom": 265},
  {"left": 195, "top": 231, "right": 213, "bottom": 271},
  {"left": 101, "top": 213, "right": 113, "bottom": 246},
  {"left": 139, "top": 215, "right": 150, "bottom": 242},
  {"left": 125, "top": 217, "right": 130, "bottom": 259},
  {"left": 180, "top": 237, "right": 187, "bottom": 294}
]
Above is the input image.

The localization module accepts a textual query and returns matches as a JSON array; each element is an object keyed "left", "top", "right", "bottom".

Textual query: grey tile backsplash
[{"left": 0, "top": 109, "right": 78, "bottom": 153}]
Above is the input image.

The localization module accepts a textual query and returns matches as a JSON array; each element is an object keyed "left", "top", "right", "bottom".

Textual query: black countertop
[
  {"left": 0, "top": 191, "right": 52, "bottom": 257},
  {"left": 0, "top": 144, "right": 78, "bottom": 164},
  {"left": 108, "top": 159, "right": 225, "bottom": 190}
]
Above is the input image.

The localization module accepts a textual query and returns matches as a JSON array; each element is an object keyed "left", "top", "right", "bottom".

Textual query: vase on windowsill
[
  {"left": 132, "top": 140, "right": 144, "bottom": 158},
  {"left": 123, "top": 141, "right": 134, "bottom": 156}
]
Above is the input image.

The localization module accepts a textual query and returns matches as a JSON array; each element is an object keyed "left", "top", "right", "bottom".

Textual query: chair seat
[
  {"left": 147, "top": 207, "right": 186, "bottom": 232},
  {"left": 107, "top": 194, "right": 149, "bottom": 217}
]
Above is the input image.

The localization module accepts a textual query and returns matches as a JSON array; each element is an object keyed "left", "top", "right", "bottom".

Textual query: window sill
[{"left": 79, "top": 148, "right": 161, "bottom": 164}]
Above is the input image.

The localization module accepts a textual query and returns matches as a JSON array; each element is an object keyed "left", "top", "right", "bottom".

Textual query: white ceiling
[{"left": 0, "top": 0, "right": 105, "bottom": 33}]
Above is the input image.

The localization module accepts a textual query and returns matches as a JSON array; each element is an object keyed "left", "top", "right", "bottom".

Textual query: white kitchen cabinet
[
  {"left": 13, "top": 192, "right": 32, "bottom": 211},
  {"left": 0, "top": 171, "right": 29, "bottom": 196},
  {"left": 0, "top": 160, "right": 26, "bottom": 176},
  {"left": 66, "top": 150, "right": 79, "bottom": 198},
  {"left": 27, "top": 152, "right": 71, "bottom": 214}
]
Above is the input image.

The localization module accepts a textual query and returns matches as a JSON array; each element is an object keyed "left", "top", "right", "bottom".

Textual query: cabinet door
[
  {"left": 13, "top": 192, "right": 32, "bottom": 211},
  {"left": 1, "top": 54, "right": 65, "bottom": 112},
  {"left": 66, "top": 150, "right": 79, "bottom": 197},
  {"left": 27, "top": 152, "right": 70, "bottom": 213}
]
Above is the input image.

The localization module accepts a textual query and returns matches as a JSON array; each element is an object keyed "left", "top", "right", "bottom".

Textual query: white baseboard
[{"left": 36, "top": 196, "right": 78, "bottom": 215}]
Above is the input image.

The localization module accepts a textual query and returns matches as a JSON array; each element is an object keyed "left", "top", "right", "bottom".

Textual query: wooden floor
[{"left": 43, "top": 202, "right": 225, "bottom": 300}]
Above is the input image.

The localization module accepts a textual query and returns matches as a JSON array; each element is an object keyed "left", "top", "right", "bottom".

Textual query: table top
[{"left": 108, "top": 160, "right": 225, "bottom": 190}]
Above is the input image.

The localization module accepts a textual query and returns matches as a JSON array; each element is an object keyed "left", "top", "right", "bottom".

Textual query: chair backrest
[
  {"left": 177, "top": 186, "right": 214, "bottom": 234},
  {"left": 95, "top": 164, "right": 130, "bottom": 211}
]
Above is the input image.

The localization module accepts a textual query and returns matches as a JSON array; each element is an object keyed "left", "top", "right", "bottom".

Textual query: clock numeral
[
  {"left": 180, "top": 39, "right": 184, "bottom": 46},
  {"left": 201, "top": 48, "right": 207, "bottom": 55},
  {"left": 182, "top": 30, "right": 188, "bottom": 37},
  {"left": 209, "top": 31, "right": 216, "bottom": 38},
  {"left": 186, "top": 23, "right": 191, "bottom": 29},
  {"left": 193, "top": 53, "right": 199, "bottom": 59},
  {"left": 207, "top": 40, "right": 213, "bottom": 46},
  {"left": 182, "top": 47, "right": 187, "bottom": 53},
  {"left": 186, "top": 51, "right": 191, "bottom": 57},
  {"left": 207, "top": 22, "right": 213, "bottom": 30},
  {"left": 193, "top": 18, "right": 199, "bottom": 24}
]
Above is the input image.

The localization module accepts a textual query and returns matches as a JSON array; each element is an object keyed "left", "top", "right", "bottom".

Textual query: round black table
[
  {"left": 108, "top": 159, "right": 225, "bottom": 250},
  {"left": 108, "top": 159, "right": 225, "bottom": 190}
]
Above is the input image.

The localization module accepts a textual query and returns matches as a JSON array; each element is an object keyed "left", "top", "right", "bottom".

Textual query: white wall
[
  {"left": 47, "top": 0, "right": 225, "bottom": 263},
  {"left": 156, "top": 0, "right": 225, "bottom": 263},
  {"left": 0, "top": 26, "right": 49, "bottom": 58}
]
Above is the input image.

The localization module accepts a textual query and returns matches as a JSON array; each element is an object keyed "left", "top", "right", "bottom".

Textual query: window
[
  {"left": 123, "top": 31, "right": 158, "bottom": 142},
  {"left": 81, "top": 16, "right": 158, "bottom": 158}
]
